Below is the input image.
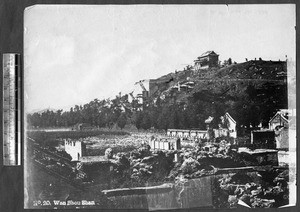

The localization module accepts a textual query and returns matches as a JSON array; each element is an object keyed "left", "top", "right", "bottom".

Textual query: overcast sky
[{"left": 24, "top": 4, "right": 295, "bottom": 112}]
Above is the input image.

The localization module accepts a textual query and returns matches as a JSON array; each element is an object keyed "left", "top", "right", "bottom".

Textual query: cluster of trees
[
  {"left": 221, "top": 58, "right": 238, "bottom": 66},
  {"left": 135, "top": 82, "right": 286, "bottom": 132},
  {"left": 27, "top": 80, "right": 286, "bottom": 133},
  {"left": 27, "top": 61, "right": 287, "bottom": 132},
  {"left": 27, "top": 97, "right": 134, "bottom": 130}
]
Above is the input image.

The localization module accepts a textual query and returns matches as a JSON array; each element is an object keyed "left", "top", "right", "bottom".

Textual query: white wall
[{"left": 64, "top": 140, "right": 83, "bottom": 161}]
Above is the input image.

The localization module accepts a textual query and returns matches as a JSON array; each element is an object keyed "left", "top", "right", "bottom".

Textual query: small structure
[
  {"left": 194, "top": 51, "right": 219, "bottom": 70},
  {"left": 190, "top": 130, "right": 207, "bottom": 139},
  {"left": 149, "top": 137, "right": 179, "bottom": 151},
  {"left": 167, "top": 129, "right": 207, "bottom": 140},
  {"left": 224, "top": 113, "right": 237, "bottom": 138},
  {"left": 214, "top": 113, "right": 237, "bottom": 139},
  {"left": 167, "top": 113, "right": 236, "bottom": 142},
  {"left": 64, "top": 139, "right": 87, "bottom": 161},
  {"left": 250, "top": 130, "right": 275, "bottom": 149},
  {"left": 269, "top": 109, "right": 296, "bottom": 149},
  {"left": 269, "top": 110, "right": 290, "bottom": 130},
  {"left": 213, "top": 128, "right": 229, "bottom": 138},
  {"left": 149, "top": 137, "right": 181, "bottom": 162}
]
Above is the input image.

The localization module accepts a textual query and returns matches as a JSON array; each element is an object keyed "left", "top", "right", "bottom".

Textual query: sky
[{"left": 24, "top": 4, "right": 295, "bottom": 112}]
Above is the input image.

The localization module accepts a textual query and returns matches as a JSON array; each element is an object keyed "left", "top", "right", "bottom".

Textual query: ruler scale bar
[
  {"left": 16, "top": 55, "right": 22, "bottom": 165},
  {"left": 2, "top": 53, "right": 21, "bottom": 166},
  {"left": 16, "top": 54, "right": 21, "bottom": 165}
]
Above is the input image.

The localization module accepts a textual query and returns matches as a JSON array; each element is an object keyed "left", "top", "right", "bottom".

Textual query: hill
[
  {"left": 145, "top": 60, "right": 287, "bottom": 130},
  {"left": 150, "top": 60, "right": 286, "bottom": 102},
  {"left": 27, "top": 59, "right": 288, "bottom": 132}
]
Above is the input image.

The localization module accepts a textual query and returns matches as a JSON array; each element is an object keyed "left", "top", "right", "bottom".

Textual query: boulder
[
  {"left": 141, "top": 156, "right": 155, "bottom": 163},
  {"left": 105, "top": 148, "right": 113, "bottom": 159},
  {"left": 180, "top": 157, "right": 200, "bottom": 174}
]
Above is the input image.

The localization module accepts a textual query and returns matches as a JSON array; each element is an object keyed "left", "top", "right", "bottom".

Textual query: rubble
[
  {"left": 105, "top": 148, "right": 113, "bottom": 159},
  {"left": 212, "top": 168, "right": 289, "bottom": 208},
  {"left": 30, "top": 131, "right": 291, "bottom": 208}
]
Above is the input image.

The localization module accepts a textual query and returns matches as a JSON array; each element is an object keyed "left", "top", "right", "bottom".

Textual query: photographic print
[{"left": 24, "top": 4, "right": 296, "bottom": 209}]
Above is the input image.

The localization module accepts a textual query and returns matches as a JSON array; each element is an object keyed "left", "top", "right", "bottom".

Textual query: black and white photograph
[{"left": 24, "top": 4, "right": 296, "bottom": 209}]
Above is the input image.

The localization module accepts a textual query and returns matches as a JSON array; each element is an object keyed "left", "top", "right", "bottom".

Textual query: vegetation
[
  {"left": 116, "top": 113, "right": 127, "bottom": 130},
  {"left": 27, "top": 130, "right": 130, "bottom": 149},
  {"left": 25, "top": 58, "right": 291, "bottom": 209},
  {"left": 28, "top": 128, "right": 291, "bottom": 209},
  {"left": 27, "top": 60, "right": 287, "bottom": 134}
]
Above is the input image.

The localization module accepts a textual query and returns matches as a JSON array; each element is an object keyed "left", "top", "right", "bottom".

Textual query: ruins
[{"left": 64, "top": 139, "right": 87, "bottom": 161}]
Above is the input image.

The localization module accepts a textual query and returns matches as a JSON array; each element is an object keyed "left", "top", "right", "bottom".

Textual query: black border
[{"left": 0, "top": 1, "right": 299, "bottom": 212}]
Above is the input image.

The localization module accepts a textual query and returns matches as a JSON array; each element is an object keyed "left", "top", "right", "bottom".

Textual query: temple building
[{"left": 194, "top": 51, "right": 219, "bottom": 70}]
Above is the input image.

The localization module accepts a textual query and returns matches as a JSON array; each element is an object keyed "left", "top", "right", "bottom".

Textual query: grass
[
  {"left": 27, "top": 130, "right": 130, "bottom": 141},
  {"left": 84, "top": 134, "right": 149, "bottom": 156},
  {"left": 27, "top": 130, "right": 152, "bottom": 156}
]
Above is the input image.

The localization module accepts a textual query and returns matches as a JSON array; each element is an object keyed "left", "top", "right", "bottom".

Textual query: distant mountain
[{"left": 28, "top": 107, "right": 59, "bottom": 115}]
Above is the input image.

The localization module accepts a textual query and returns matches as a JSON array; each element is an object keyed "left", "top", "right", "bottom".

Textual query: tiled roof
[
  {"left": 225, "top": 112, "right": 236, "bottom": 124},
  {"left": 200, "top": 51, "right": 218, "bottom": 57}
]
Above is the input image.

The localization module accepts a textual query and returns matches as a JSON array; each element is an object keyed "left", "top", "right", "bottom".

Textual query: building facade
[
  {"left": 167, "top": 129, "right": 208, "bottom": 140},
  {"left": 194, "top": 51, "right": 219, "bottom": 70},
  {"left": 269, "top": 109, "right": 296, "bottom": 149},
  {"left": 213, "top": 112, "right": 237, "bottom": 140},
  {"left": 167, "top": 113, "right": 236, "bottom": 142}
]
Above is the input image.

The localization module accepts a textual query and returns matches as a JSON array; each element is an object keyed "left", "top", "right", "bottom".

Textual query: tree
[
  {"left": 167, "top": 106, "right": 180, "bottom": 129},
  {"left": 135, "top": 111, "right": 144, "bottom": 130},
  {"left": 96, "top": 112, "right": 107, "bottom": 128},
  {"left": 223, "top": 60, "right": 228, "bottom": 66},
  {"left": 157, "top": 107, "right": 170, "bottom": 130},
  {"left": 117, "top": 113, "right": 127, "bottom": 130},
  {"left": 141, "top": 112, "right": 151, "bottom": 130}
]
